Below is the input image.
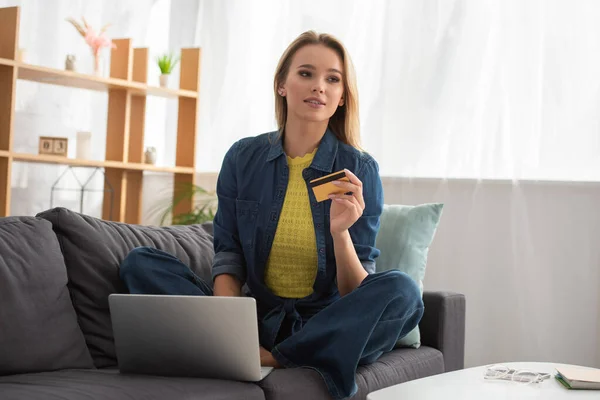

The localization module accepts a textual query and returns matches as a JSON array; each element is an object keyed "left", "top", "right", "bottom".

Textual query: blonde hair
[{"left": 273, "top": 31, "right": 361, "bottom": 150}]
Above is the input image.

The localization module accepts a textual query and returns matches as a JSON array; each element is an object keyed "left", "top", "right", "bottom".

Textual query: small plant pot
[{"left": 159, "top": 74, "right": 169, "bottom": 88}]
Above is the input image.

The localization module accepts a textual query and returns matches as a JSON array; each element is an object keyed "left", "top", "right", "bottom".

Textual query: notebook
[{"left": 555, "top": 366, "right": 600, "bottom": 390}]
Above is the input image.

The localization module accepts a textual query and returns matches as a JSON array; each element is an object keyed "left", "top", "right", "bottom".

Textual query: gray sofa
[{"left": 0, "top": 207, "right": 466, "bottom": 400}]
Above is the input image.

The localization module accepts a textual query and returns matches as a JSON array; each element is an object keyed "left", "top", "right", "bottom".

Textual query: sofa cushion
[
  {"left": 0, "top": 217, "right": 94, "bottom": 375},
  {"left": 258, "top": 346, "right": 444, "bottom": 400},
  {"left": 36, "top": 207, "right": 215, "bottom": 368},
  {"left": 0, "top": 369, "right": 265, "bottom": 400},
  {"left": 375, "top": 203, "right": 444, "bottom": 348}
]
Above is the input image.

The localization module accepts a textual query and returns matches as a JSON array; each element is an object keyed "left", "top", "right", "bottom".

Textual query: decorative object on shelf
[
  {"left": 159, "top": 73, "right": 168, "bottom": 88},
  {"left": 66, "top": 16, "right": 116, "bottom": 76},
  {"left": 17, "top": 48, "right": 26, "bottom": 63},
  {"left": 39, "top": 136, "right": 68, "bottom": 157},
  {"left": 50, "top": 166, "right": 114, "bottom": 220},
  {"left": 76, "top": 131, "right": 92, "bottom": 159},
  {"left": 65, "top": 54, "right": 77, "bottom": 71},
  {"left": 144, "top": 147, "right": 157, "bottom": 164},
  {"left": 53, "top": 138, "right": 68, "bottom": 156},
  {"left": 39, "top": 137, "right": 53, "bottom": 154},
  {"left": 157, "top": 52, "right": 180, "bottom": 87}
]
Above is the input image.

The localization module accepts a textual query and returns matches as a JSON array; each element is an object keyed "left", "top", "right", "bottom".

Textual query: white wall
[{"left": 382, "top": 177, "right": 600, "bottom": 369}]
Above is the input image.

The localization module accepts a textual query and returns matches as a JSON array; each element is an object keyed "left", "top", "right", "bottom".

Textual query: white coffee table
[{"left": 367, "top": 362, "right": 599, "bottom": 399}]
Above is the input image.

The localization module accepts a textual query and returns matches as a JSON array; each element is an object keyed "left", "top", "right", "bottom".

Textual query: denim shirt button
[
  {"left": 312, "top": 202, "right": 317, "bottom": 207},
  {"left": 319, "top": 248, "right": 325, "bottom": 254},
  {"left": 316, "top": 223, "right": 322, "bottom": 228}
]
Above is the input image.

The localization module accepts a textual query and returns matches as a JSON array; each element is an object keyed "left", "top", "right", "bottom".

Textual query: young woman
[{"left": 120, "top": 31, "right": 423, "bottom": 399}]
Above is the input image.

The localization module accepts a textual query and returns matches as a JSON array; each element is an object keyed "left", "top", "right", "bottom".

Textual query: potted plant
[
  {"left": 148, "top": 182, "right": 216, "bottom": 226},
  {"left": 157, "top": 52, "right": 180, "bottom": 88}
]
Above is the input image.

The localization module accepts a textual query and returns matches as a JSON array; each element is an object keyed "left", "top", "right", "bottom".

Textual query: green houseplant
[
  {"left": 156, "top": 52, "right": 180, "bottom": 88},
  {"left": 149, "top": 182, "right": 217, "bottom": 226}
]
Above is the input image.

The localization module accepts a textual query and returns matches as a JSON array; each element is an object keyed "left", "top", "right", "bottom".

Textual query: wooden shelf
[
  {"left": 0, "top": 57, "right": 197, "bottom": 99},
  {"left": 11, "top": 152, "right": 194, "bottom": 174},
  {"left": 0, "top": 6, "right": 201, "bottom": 223}
]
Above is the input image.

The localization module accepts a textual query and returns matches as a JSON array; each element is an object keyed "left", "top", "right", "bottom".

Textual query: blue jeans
[{"left": 120, "top": 247, "right": 424, "bottom": 399}]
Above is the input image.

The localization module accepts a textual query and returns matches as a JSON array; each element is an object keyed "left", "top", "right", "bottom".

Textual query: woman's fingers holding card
[
  {"left": 328, "top": 193, "right": 363, "bottom": 213},
  {"left": 342, "top": 169, "right": 362, "bottom": 187},
  {"left": 331, "top": 169, "right": 364, "bottom": 209}
]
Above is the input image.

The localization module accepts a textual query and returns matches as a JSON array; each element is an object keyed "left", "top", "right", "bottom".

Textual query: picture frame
[{"left": 39, "top": 136, "right": 68, "bottom": 157}]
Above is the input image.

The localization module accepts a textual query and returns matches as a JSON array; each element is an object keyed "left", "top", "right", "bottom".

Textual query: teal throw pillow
[{"left": 375, "top": 203, "right": 443, "bottom": 348}]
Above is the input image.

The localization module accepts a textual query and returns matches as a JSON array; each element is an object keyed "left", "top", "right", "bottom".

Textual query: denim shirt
[{"left": 211, "top": 128, "right": 384, "bottom": 349}]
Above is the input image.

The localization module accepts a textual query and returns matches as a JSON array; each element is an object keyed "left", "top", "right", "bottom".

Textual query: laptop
[{"left": 108, "top": 294, "right": 273, "bottom": 381}]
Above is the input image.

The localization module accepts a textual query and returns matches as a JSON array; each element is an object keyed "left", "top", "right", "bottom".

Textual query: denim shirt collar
[{"left": 266, "top": 127, "right": 339, "bottom": 173}]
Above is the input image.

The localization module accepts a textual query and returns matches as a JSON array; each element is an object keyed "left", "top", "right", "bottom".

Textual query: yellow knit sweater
[{"left": 264, "top": 149, "right": 318, "bottom": 298}]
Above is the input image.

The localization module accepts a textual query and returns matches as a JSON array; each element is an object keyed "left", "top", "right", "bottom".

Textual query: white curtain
[
  {"left": 192, "top": 0, "right": 600, "bottom": 369},
  {"left": 193, "top": 0, "right": 600, "bottom": 181}
]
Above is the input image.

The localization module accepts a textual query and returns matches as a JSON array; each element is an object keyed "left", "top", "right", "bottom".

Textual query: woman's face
[{"left": 279, "top": 44, "right": 345, "bottom": 124}]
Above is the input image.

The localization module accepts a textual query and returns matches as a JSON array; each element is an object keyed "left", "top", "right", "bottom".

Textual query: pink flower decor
[
  {"left": 67, "top": 16, "right": 116, "bottom": 74},
  {"left": 84, "top": 27, "right": 117, "bottom": 56}
]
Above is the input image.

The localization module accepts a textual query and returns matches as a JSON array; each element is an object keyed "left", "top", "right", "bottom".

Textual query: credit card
[{"left": 310, "top": 170, "right": 350, "bottom": 202}]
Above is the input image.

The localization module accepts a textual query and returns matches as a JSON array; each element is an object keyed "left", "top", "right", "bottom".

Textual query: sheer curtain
[
  {"left": 193, "top": 0, "right": 600, "bottom": 180},
  {"left": 192, "top": 0, "right": 600, "bottom": 369}
]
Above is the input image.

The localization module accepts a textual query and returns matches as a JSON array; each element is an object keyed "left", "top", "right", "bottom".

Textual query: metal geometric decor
[{"left": 50, "top": 166, "right": 114, "bottom": 219}]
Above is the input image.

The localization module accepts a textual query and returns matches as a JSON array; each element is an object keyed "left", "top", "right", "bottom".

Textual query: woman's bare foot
[{"left": 260, "top": 346, "right": 282, "bottom": 368}]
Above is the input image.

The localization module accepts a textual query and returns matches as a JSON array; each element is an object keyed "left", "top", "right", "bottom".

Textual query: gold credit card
[{"left": 310, "top": 170, "right": 350, "bottom": 202}]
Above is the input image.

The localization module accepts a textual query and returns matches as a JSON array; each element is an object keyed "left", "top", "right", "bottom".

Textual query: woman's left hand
[{"left": 328, "top": 169, "right": 365, "bottom": 235}]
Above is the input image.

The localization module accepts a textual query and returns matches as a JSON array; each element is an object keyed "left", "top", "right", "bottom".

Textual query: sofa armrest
[{"left": 419, "top": 291, "right": 466, "bottom": 372}]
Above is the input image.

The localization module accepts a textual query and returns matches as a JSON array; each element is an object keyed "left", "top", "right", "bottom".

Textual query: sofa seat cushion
[
  {"left": 258, "top": 346, "right": 444, "bottom": 400},
  {"left": 0, "top": 217, "right": 94, "bottom": 375},
  {"left": 36, "top": 207, "right": 215, "bottom": 368},
  {"left": 0, "top": 369, "right": 265, "bottom": 400}
]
